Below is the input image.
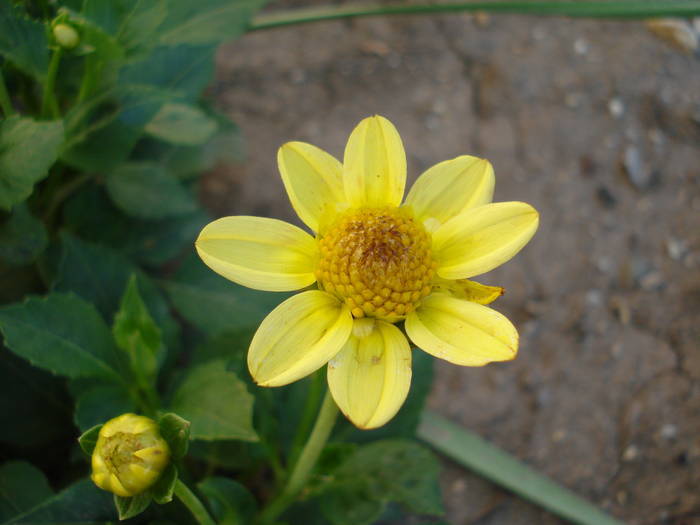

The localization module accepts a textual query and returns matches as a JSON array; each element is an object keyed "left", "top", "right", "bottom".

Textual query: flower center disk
[{"left": 317, "top": 207, "right": 436, "bottom": 321}]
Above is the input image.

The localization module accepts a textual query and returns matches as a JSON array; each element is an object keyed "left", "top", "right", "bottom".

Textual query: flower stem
[
  {"left": 289, "top": 368, "right": 324, "bottom": 466},
  {"left": 41, "top": 47, "right": 62, "bottom": 119},
  {"left": 258, "top": 388, "right": 338, "bottom": 524},
  {"left": 0, "top": 68, "right": 15, "bottom": 117},
  {"left": 173, "top": 480, "right": 216, "bottom": 525},
  {"left": 249, "top": 0, "right": 700, "bottom": 31}
]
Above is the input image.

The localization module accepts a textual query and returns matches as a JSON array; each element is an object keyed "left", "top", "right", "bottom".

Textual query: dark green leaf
[
  {"left": 78, "top": 424, "right": 103, "bottom": 456},
  {"left": 158, "top": 413, "right": 191, "bottom": 459},
  {"left": 118, "top": 44, "right": 215, "bottom": 101},
  {"left": 0, "top": 117, "right": 64, "bottom": 211},
  {"left": 0, "top": 461, "right": 53, "bottom": 522},
  {"left": 0, "top": 351, "right": 71, "bottom": 447},
  {"left": 327, "top": 440, "right": 443, "bottom": 517},
  {"left": 163, "top": 254, "right": 286, "bottom": 336},
  {"left": 151, "top": 464, "right": 178, "bottom": 504},
  {"left": 0, "top": 293, "right": 123, "bottom": 381},
  {"left": 145, "top": 102, "right": 218, "bottom": 146},
  {"left": 0, "top": 3, "right": 49, "bottom": 80},
  {"left": 74, "top": 383, "right": 134, "bottom": 432},
  {"left": 4, "top": 478, "right": 115, "bottom": 524},
  {"left": 115, "top": 491, "right": 151, "bottom": 520},
  {"left": 0, "top": 204, "right": 47, "bottom": 266},
  {"left": 113, "top": 275, "right": 162, "bottom": 381},
  {"left": 320, "top": 481, "right": 384, "bottom": 525},
  {"left": 198, "top": 477, "right": 257, "bottom": 525},
  {"left": 169, "top": 360, "right": 258, "bottom": 442},
  {"left": 106, "top": 163, "right": 198, "bottom": 219},
  {"left": 157, "top": 0, "right": 269, "bottom": 45},
  {"left": 61, "top": 86, "right": 167, "bottom": 172},
  {"left": 54, "top": 234, "right": 180, "bottom": 351},
  {"left": 63, "top": 184, "right": 208, "bottom": 267}
]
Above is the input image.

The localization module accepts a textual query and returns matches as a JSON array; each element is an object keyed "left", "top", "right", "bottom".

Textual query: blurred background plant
[{"left": 1, "top": 1, "right": 698, "bottom": 524}]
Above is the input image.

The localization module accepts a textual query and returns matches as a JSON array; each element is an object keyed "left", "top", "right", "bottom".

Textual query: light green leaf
[
  {"left": 170, "top": 360, "right": 258, "bottom": 442},
  {"left": 115, "top": 492, "right": 151, "bottom": 520},
  {"left": 113, "top": 275, "right": 162, "bottom": 381},
  {"left": 418, "top": 411, "right": 625, "bottom": 525},
  {"left": 151, "top": 464, "right": 178, "bottom": 504},
  {"left": 78, "top": 424, "right": 103, "bottom": 456},
  {"left": 4, "top": 478, "right": 115, "bottom": 524},
  {"left": 106, "top": 163, "right": 198, "bottom": 219},
  {"left": 0, "top": 461, "right": 53, "bottom": 522},
  {"left": 0, "top": 117, "right": 64, "bottom": 211},
  {"left": 163, "top": 254, "right": 286, "bottom": 336},
  {"left": 198, "top": 477, "right": 258, "bottom": 525},
  {"left": 0, "top": 3, "right": 49, "bottom": 80},
  {"left": 158, "top": 412, "right": 191, "bottom": 459},
  {"left": 74, "top": 383, "right": 135, "bottom": 432},
  {"left": 0, "top": 293, "right": 123, "bottom": 382},
  {"left": 116, "top": 0, "right": 168, "bottom": 56},
  {"left": 145, "top": 102, "right": 218, "bottom": 145},
  {"left": 0, "top": 204, "right": 47, "bottom": 266},
  {"left": 157, "top": 0, "right": 269, "bottom": 45}
]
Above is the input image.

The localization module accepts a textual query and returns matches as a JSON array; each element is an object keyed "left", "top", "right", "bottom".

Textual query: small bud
[
  {"left": 91, "top": 414, "right": 170, "bottom": 497},
  {"left": 52, "top": 23, "right": 80, "bottom": 50}
]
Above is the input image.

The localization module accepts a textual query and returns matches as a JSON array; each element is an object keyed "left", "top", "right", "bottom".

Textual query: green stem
[
  {"left": 173, "top": 480, "right": 216, "bottom": 525},
  {"left": 0, "top": 69, "right": 15, "bottom": 117},
  {"left": 259, "top": 388, "right": 338, "bottom": 524},
  {"left": 41, "top": 47, "right": 62, "bottom": 119},
  {"left": 288, "top": 368, "right": 324, "bottom": 467},
  {"left": 77, "top": 54, "right": 98, "bottom": 104},
  {"left": 249, "top": 0, "right": 700, "bottom": 30}
]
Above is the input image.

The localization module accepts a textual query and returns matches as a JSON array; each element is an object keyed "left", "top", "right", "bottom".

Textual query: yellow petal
[
  {"left": 404, "top": 156, "right": 494, "bottom": 228},
  {"left": 343, "top": 115, "right": 406, "bottom": 208},
  {"left": 196, "top": 216, "right": 319, "bottom": 292},
  {"left": 432, "top": 202, "right": 539, "bottom": 280},
  {"left": 433, "top": 278, "right": 504, "bottom": 305},
  {"left": 278, "top": 141, "right": 345, "bottom": 233},
  {"left": 328, "top": 320, "right": 411, "bottom": 429},
  {"left": 248, "top": 290, "right": 353, "bottom": 387},
  {"left": 406, "top": 293, "right": 517, "bottom": 366}
]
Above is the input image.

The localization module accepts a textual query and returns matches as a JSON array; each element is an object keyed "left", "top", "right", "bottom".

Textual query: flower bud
[
  {"left": 52, "top": 23, "right": 80, "bottom": 49},
  {"left": 91, "top": 413, "right": 170, "bottom": 497}
]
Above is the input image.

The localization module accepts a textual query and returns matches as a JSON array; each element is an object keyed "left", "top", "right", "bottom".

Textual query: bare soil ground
[{"left": 205, "top": 8, "right": 700, "bottom": 524}]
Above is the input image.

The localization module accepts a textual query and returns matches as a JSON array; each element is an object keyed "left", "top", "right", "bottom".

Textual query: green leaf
[
  {"left": 78, "top": 424, "right": 103, "bottom": 456},
  {"left": 169, "top": 359, "right": 258, "bottom": 442},
  {"left": 118, "top": 44, "right": 215, "bottom": 101},
  {"left": 4, "top": 478, "right": 115, "bottom": 524},
  {"left": 0, "top": 3, "right": 49, "bottom": 80},
  {"left": 74, "top": 383, "right": 135, "bottom": 432},
  {"left": 157, "top": 0, "right": 269, "bottom": 45},
  {"left": 0, "top": 461, "right": 53, "bottom": 522},
  {"left": 54, "top": 234, "right": 180, "bottom": 351},
  {"left": 0, "top": 293, "right": 123, "bottom": 382},
  {"left": 116, "top": 0, "right": 168, "bottom": 56},
  {"left": 320, "top": 482, "right": 383, "bottom": 525},
  {"left": 417, "top": 410, "right": 625, "bottom": 525},
  {"left": 62, "top": 184, "right": 208, "bottom": 267},
  {"left": 113, "top": 275, "right": 162, "bottom": 381},
  {"left": 163, "top": 254, "right": 286, "bottom": 336},
  {"left": 114, "top": 492, "right": 151, "bottom": 520},
  {"left": 145, "top": 102, "right": 218, "bottom": 146},
  {"left": 198, "top": 477, "right": 257, "bottom": 525},
  {"left": 323, "top": 440, "right": 443, "bottom": 518},
  {"left": 151, "top": 464, "right": 178, "bottom": 504},
  {"left": 0, "top": 204, "right": 47, "bottom": 266},
  {"left": 0, "top": 117, "right": 64, "bottom": 211},
  {"left": 158, "top": 413, "right": 191, "bottom": 459},
  {"left": 0, "top": 351, "right": 72, "bottom": 447},
  {"left": 106, "top": 163, "right": 198, "bottom": 219}
]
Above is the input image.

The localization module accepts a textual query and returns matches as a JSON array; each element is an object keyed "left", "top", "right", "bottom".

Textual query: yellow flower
[
  {"left": 196, "top": 116, "right": 539, "bottom": 430},
  {"left": 91, "top": 413, "right": 170, "bottom": 497}
]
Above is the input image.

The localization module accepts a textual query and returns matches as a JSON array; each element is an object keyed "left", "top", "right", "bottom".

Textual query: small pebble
[
  {"left": 608, "top": 97, "right": 624, "bottom": 118},
  {"left": 640, "top": 271, "right": 664, "bottom": 291},
  {"left": 623, "top": 444, "right": 640, "bottom": 461},
  {"left": 574, "top": 38, "right": 589, "bottom": 55},
  {"left": 660, "top": 423, "right": 678, "bottom": 440},
  {"left": 666, "top": 238, "right": 687, "bottom": 261},
  {"left": 623, "top": 145, "right": 655, "bottom": 191}
]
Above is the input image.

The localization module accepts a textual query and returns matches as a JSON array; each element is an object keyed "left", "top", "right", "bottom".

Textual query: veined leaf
[
  {"left": 0, "top": 3, "right": 49, "bottom": 80},
  {"left": 0, "top": 118, "right": 64, "bottom": 211},
  {"left": 0, "top": 204, "right": 47, "bottom": 266},
  {"left": 145, "top": 102, "right": 218, "bottom": 146},
  {"left": 0, "top": 462, "right": 53, "bottom": 522}
]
